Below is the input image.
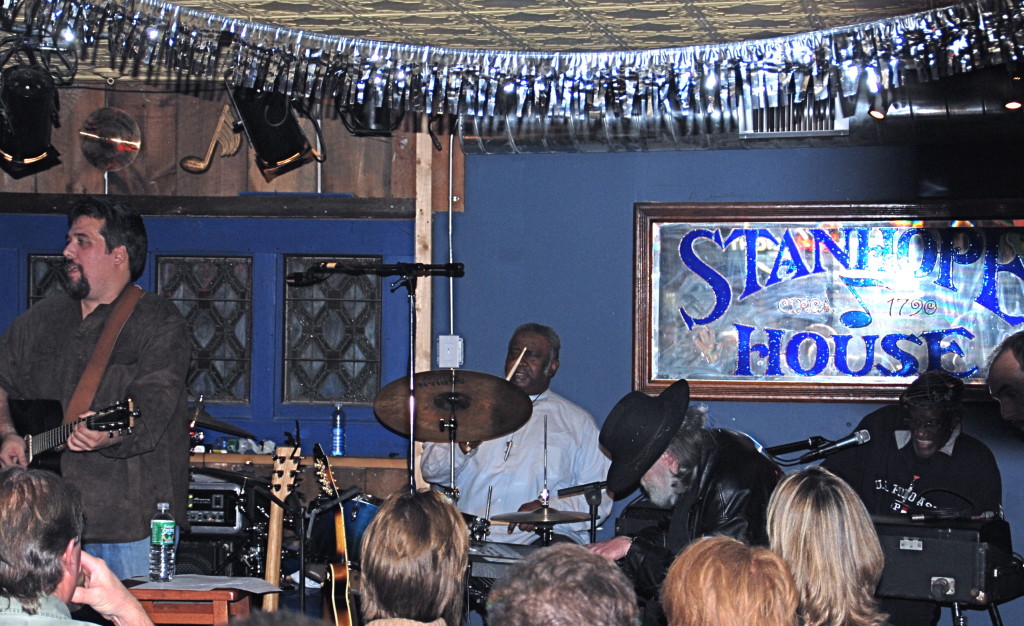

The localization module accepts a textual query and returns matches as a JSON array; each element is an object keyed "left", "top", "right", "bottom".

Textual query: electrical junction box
[{"left": 437, "top": 335, "right": 464, "bottom": 368}]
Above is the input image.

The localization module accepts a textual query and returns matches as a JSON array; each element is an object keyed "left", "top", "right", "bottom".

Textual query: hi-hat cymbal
[
  {"left": 190, "top": 466, "right": 271, "bottom": 486},
  {"left": 190, "top": 406, "right": 257, "bottom": 440},
  {"left": 373, "top": 369, "right": 532, "bottom": 443},
  {"left": 491, "top": 508, "right": 590, "bottom": 525}
]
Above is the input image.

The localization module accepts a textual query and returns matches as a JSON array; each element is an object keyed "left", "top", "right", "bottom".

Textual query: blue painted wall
[
  {"left": 432, "top": 145, "right": 1024, "bottom": 621},
  {"left": 0, "top": 213, "right": 415, "bottom": 457}
]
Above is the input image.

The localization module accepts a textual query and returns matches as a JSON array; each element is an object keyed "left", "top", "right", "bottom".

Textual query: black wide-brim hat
[{"left": 600, "top": 379, "right": 690, "bottom": 498}]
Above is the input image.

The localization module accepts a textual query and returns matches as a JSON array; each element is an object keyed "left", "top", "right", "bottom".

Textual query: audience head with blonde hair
[
  {"left": 661, "top": 535, "right": 797, "bottom": 626},
  {"left": 359, "top": 488, "right": 468, "bottom": 626},
  {"left": 767, "top": 466, "right": 887, "bottom": 626}
]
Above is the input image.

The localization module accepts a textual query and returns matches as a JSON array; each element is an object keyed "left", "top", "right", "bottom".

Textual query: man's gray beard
[{"left": 642, "top": 468, "right": 689, "bottom": 508}]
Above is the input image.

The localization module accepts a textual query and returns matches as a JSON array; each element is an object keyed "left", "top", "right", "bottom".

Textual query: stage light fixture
[
  {"left": 227, "top": 85, "right": 322, "bottom": 182},
  {"left": 0, "top": 64, "right": 61, "bottom": 179},
  {"left": 336, "top": 96, "right": 404, "bottom": 137},
  {"left": 867, "top": 91, "right": 890, "bottom": 120},
  {"left": 1004, "top": 75, "right": 1023, "bottom": 110}
]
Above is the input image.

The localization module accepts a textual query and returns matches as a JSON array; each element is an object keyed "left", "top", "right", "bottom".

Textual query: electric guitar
[
  {"left": 313, "top": 443, "right": 353, "bottom": 626},
  {"left": 9, "top": 398, "right": 138, "bottom": 471}
]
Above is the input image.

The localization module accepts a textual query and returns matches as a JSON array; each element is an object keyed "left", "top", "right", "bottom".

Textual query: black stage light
[
  {"left": 336, "top": 96, "right": 404, "bottom": 137},
  {"left": 0, "top": 64, "right": 61, "bottom": 179},
  {"left": 227, "top": 85, "right": 318, "bottom": 182}
]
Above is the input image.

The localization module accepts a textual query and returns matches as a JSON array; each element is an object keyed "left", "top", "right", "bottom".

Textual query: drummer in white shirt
[{"left": 422, "top": 323, "right": 612, "bottom": 545}]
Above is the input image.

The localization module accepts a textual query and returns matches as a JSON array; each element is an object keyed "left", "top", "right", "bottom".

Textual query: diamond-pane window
[
  {"left": 158, "top": 256, "right": 253, "bottom": 403},
  {"left": 284, "top": 255, "right": 381, "bottom": 405},
  {"left": 28, "top": 255, "right": 69, "bottom": 305}
]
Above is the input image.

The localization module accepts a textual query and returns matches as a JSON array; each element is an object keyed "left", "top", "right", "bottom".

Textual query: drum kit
[{"left": 373, "top": 367, "right": 591, "bottom": 546}]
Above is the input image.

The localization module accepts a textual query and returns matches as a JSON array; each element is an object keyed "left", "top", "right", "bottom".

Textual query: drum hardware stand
[{"left": 440, "top": 391, "right": 464, "bottom": 502}]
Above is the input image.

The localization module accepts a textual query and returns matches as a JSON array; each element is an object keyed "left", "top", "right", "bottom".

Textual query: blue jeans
[{"left": 84, "top": 537, "right": 151, "bottom": 581}]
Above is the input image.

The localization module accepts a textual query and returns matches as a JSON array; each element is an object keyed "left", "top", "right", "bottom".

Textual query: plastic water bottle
[
  {"left": 331, "top": 403, "right": 346, "bottom": 456},
  {"left": 148, "top": 502, "right": 176, "bottom": 582}
]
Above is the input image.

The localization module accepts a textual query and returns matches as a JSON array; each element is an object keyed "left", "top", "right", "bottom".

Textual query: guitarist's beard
[{"left": 64, "top": 260, "right": 90, "bottom": 300}]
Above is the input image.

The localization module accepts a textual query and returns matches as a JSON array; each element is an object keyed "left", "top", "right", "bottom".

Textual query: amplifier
[
  {"left": 875, "top": 516, "right": 1024, "bottom": 606},
  {"left": 187, "top": 482, "right": 243, "bottom": 535}
]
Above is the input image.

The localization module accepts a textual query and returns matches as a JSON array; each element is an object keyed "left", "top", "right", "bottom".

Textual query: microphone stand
[
  {"left": 583, "top": 487, "right": 602, "bottom": 544},
  {"left": 558, "top": 480, "right": 606, "bottom": 543}
]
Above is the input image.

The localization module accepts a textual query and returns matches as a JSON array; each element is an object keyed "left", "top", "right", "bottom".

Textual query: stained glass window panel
[
  {"left": 158, "top": 256, "right": 253, "bottom": 403},
  {"left": 284, "top": 255, "right": 381, "bottom": 405}
]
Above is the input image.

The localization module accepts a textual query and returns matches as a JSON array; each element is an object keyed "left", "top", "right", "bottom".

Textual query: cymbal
[
  {"left": 491, "top": 508, "right": 590, "bottom": 525},
  {"left": 190, "top": 466, "right": 271, "bottom": 486},
  {"left": 190, "top": 406, "right": 257, "bottom": 440},
  {"left": 373, "top": 369, "right": 532, "bottom": 443}
]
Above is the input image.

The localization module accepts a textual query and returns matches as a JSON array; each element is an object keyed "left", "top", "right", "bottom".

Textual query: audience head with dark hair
[
  {"left": 660, "top": 535, "right": 797, "bottom": 626},
  {"left": 487, "top": 543, "right": 639, "bottom": 626},
  {"left": 0, "top": 465, "right": 153, "bottom": 624},
  {"left": 989, "top": 330, "right": 1024, "bottom": 436},
  {"left": 359, "top": 488, "right": 468, "bottom": 626},
  {"left": 768, "top": 466, "right": 888, "bottom": 626}
]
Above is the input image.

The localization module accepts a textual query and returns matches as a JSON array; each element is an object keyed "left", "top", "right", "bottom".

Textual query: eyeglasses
[{"left": 903, "top": 416, "right": 946, "bottom": 430}]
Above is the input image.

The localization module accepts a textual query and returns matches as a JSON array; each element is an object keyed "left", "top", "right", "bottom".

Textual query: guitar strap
[{"left": 63, "top": 285, "right": 144, "bottom": 424}]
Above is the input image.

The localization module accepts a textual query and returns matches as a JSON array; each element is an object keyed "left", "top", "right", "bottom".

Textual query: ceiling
[{"left": 167, "top": 0, "right": 941, "bottom": 53}]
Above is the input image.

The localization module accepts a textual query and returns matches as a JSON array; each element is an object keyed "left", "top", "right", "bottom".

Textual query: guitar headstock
[
  {"left": 270, "top": 446, "right": 302, "bottom": 499},
  {"left": 87, "top": 397, "right": 138, "bottom": 435},
  {"left": 313, "top": 443, "right": 339, "bottom": 498}
]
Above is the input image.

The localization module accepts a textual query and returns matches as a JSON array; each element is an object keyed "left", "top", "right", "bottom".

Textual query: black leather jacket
[{"left": 618, "top": 429, "right": 782, "bottom": 605}]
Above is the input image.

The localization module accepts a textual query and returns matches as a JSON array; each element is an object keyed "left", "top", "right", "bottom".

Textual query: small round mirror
[{"left": 79, "top": 107, "right": 141, "bottom": 171}]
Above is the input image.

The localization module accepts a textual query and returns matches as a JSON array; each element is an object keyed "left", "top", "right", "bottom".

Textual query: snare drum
[{"left": 343, "top": 494, "right": 382, "bottom": 567}]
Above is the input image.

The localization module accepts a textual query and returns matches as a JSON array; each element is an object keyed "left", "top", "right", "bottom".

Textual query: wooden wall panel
[
  {"left": 174, "top": 90, "right": 248, "bottom": 197},
  {"left": 0, "top": 82, "right": 464, "bottom": 207},
  {"left": 319, "top": 106, "right": 394, "bottom": 198},
  {"left": 107, "top": 85, "right": 180, "bottom": 195},
  {"left": 29, "top": 86, "right": 106, "bottom": 195}
]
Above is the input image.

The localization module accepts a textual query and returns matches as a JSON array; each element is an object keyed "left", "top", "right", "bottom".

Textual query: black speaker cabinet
[
  {"left": 875, "top": 517, "right": 1024, "bottom": 606},
  {"left": 177, "top": 536, "right": 238, "bottom": 577},
  {"left": 615, "top": 496, "right": 670, "bottom": 537}
]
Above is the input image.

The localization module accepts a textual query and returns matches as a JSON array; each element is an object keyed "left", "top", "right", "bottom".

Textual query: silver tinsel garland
[{"left": 3, "top": 0, "right": 1023, "bottom": 122}]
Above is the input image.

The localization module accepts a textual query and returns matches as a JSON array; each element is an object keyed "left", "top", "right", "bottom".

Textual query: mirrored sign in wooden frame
[{"left": 634, "top": 202, "right": 1024, "bottom": 403}]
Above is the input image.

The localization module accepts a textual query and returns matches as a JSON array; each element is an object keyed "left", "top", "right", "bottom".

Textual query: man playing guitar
[{"left": 0, "top": 196, "right": 192, "bottom": 581}]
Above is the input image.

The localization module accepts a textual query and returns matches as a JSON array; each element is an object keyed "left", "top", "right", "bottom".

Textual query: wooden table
[{"left": 129, "top": 586, "right": 253, "bottom": 625}]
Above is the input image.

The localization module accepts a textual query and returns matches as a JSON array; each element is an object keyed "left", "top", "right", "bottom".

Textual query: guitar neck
[
  {"left": 26, "top": 419, "right": 81, "bottom": 462},
  {"left": 263, "top": 446, "right": 300, "bottom": 612}
]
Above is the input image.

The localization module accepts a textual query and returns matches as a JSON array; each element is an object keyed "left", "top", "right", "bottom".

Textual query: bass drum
[
  {"left": 305, "top": 493, "right": 382, "bottom": 568},
  {"left": 342, "top": 494, "right": 382, "bottom": 567}
]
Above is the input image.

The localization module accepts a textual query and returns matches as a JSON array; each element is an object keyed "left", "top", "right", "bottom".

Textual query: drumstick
[{"left": 506, "top": 347, "right": 527, "bottom": 381}]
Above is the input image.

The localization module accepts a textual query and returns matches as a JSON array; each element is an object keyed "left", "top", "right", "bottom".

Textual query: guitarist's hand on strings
[
  {"left": 0, "top": 432, "right": 27, "bottom": 467},
  {"left": 65, "top": 411, "right": 122, "bottom": 452}
]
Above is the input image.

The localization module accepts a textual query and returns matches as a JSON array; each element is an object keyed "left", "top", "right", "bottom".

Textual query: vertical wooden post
[{"left": 413, "top": 128, "right": 433, "bottom": 489}]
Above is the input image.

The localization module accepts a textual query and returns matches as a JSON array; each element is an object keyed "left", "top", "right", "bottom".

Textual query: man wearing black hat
[
  {"left": 822, "top": 370, "right": 1002, "bottom": 626},
  {"left": 587, "top": 379, "right": 781, "bottom": 625}
]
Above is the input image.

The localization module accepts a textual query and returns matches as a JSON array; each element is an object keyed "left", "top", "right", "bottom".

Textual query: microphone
[
  {"left": 765, "top": 435, "right": 831, "bottom": 456},
  {"left": 798, "top": 430, "right": 870, "bottom": 462},
  {"left": 285, "top": 271, "right": 324, "bottom": 287},
  {"left": 909, "top": 510, "right": 997, "bottom": 522},
  {"left": 557, "top": 480, "right": 607, "bottom": 498}
]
